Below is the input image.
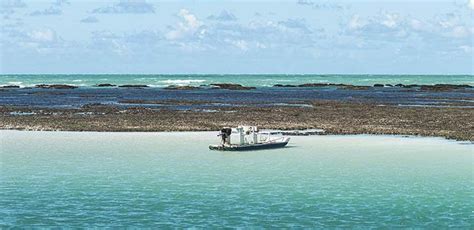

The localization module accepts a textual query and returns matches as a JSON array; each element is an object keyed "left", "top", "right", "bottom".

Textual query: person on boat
[
  {"left": 219, "top": 128, "right": 232, "bottom": 146},
  {"left": 220, "top": 132, "right": 226, "bottom": 145}
]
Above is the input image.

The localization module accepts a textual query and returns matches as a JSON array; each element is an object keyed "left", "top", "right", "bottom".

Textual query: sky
[{"left": 0, "top": 0, "right": 473, "bottom": 74}]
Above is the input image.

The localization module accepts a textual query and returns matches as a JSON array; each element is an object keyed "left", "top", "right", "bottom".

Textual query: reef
[
  {"left": 273, "top": 83, "right": 473, "bottom": 91},
  {"left": 96, "top": 84, "right": 117, "bottom": 87},
  {"left": 118, "top": 84, "right": 149, "bottom": 88},
  {"left": 210, "top": 83, "right": 256, "bottom": 90},
  {"left": 164, "top": 85, "right": 201, "bottom": 90},
  {"left": 35, "top": 84, "right": 78, "bottom": 89},
  {"left": 1, "top": 100, "right": 472, "bottom": 141}
]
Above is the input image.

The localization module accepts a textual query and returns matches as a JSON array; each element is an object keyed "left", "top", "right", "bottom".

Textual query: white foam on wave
[
  {"left": 0, "top": 82, "right": 27, "bottom": 88},
  {"left": 160, "top": 79, "right": 206, "bottom": 85}
]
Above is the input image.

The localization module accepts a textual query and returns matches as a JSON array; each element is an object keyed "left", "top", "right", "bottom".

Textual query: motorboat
[{"left": 209, "top": 126, "right": 290, "bottom": 151}]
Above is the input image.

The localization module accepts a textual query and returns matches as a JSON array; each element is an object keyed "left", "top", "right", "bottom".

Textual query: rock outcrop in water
[
  {"left": 164, "top": 85, "right": 201, "bottom": 90},
  {"left": 210, "top": 83, "right": 256, "bottom": 90},
  {"left": 419, "top": 84, "right": 473, "bottom": 91},
  {"left": 339, "top": 85, "right": 371, "bottom": 90},
  {"left": 12, "top": 82, "right": 471, "bottom": 92},
  {"left": 273, "top": 83, "right": 473, "bottom": 91},
  {"left": 274, "top": 83, "right": 369, "bottom": 90},
  {"left": 118, "top": 84, "right": 149, "bottom": 88},
  {"left": 0, "top": 85, "right": 20, "bottom": 89},
  {"left": 96, "top": 84, "right": 116, "bottom": 87},
  {"left": 35, "top": 84, "right": 78, "bottom": 89},
  {"left": 273, "top": 84, "right": 298, "bottom": 87},
  {"left": 274, "top": 83, "right": 342, "bottom": 88},
  {"left": 299, "top": 83, "right": 335, "bottom": 87},
  {"left": 390, "top": 84, "right": 472, "bottom": 91},
  {"left": 401, "top": 84, "right": 420, "bottom": 88}
]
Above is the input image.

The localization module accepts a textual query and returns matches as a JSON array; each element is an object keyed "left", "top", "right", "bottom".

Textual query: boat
[{"left": 209, "top": 126, "right": 290, "bottom": 151}]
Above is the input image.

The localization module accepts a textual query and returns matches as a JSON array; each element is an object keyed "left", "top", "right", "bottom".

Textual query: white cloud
[
  {"left": 1, "top": 0, "right": 26, "bottom": 9},
  {"left": 381, "top": 13, "right": 400, "bottom": 28},
  {"left": 1, "top": 0, "right": 26, "bottom": 15},
  {"left": 436, "top": 13, "right": 472, "bottom": 38},
  {"left": 438, "top": 17, "right": 456, "bottom": 29},
  {"left": 89, "top": 31, "right": 130, "bottom": 55},
  {"left": 469, "top": 0, "right": 474, "bottom": 10},
  {"left": 53, "top": 0, "right": 70, "bottom": 7},
  {"left": 162, "top": 13, "right": 318, "bottom": 54},
  {"left": 207, "top": 10, "right": 237, "bottom": 21},
  {"left": 30, "top": 7, "right": 62, "bottom": 16},
  {"left": 409, "top": 19, "right": 423, "bottom": 30},
  {"left": 165, "top": 9, "right": 203, "bottom": 40},
  {"left": 228, "top": 39, "right": 248, "bottom": 51},
  {"left": 347, "top": 12, "right": 405, "bottom": 34},
  {"left": 459, "top": 45, "right": 472, "bottom": 53},
  {"left": 297, "top": 0, "right": 344, "bottom": 10},
  {"left": 28, "top": 28, "right": 58, "bottom": 43},
  {"left": 349, "top": 12, "right": 401, "bottom": 30},
  {"left": 86, "top": 29, "right": 162, "bottom": 56},
  {"left": 348, "top": 15, "right": 365, "bottom": 30},
  {"left": 29, "top": 0, "right": 70, "bottom": 16},
  {"left": 80, "top": 16, "right": 99, "bottom": 23},
  {"left": 3, "top": 28, "right": 68, "bottom": 54},
  {"left": 92, "top": 0, "right": 155, "bottom": 14},
  {"left": 451, "top": 25, "right": 469, "bottom": 38},
  {"left": 346, "top": 11, "right": 473, "bottom": 41},
  {"left": 256, "top": 42, "right": 267, "bottom": 49},
  {"left": 179, "top": 9, "right": 200, "bottom": 30},
  {"left": 277, "top": 18, "right": 310, "bottom": 32}
]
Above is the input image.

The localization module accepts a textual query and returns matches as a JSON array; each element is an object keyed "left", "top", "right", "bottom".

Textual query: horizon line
[{"left": 1, "top": 73, "right": 473, "bottom": 76}]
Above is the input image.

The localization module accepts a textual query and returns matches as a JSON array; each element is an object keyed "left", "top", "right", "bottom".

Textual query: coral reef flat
[
  {"left": 1, "top": 79, "right": 472, "bottom": 141},
  {"left": 1, "top": 100, "right": 472, "bottom": 141}
]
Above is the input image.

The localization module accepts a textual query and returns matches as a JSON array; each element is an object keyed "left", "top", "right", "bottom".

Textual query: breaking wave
[{"left": 159, "top": 79, "right": 206, "bottom": 85}]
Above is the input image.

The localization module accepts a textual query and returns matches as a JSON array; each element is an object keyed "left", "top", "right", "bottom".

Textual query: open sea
[
  {"left": 1, "top": 74, "right": 473, "bottom": 88},
  {"left": 0, "top": 131, "right": 472, "bottom": 228}
]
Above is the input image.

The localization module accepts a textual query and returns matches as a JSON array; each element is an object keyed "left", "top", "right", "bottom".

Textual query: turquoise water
[
  {"left": 1, "top": 74, "right": 473, "bottom": 87},
  {"left": 1, "top": 131, "right": 473, "bottom": 228}
]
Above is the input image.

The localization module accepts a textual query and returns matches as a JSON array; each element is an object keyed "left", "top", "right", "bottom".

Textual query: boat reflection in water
[{"left": 209, "top": 126, "right": 290, "bottom": 151}]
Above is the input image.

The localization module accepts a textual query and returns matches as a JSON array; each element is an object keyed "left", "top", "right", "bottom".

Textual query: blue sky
[{"left": 0, "top": 0, "right": 473, "bottom": 74}]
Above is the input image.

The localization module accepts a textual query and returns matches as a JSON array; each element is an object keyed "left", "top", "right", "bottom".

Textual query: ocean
[
  {"left": 1, "top": 131, "right": 472, "bottom": 228},
  {"left": 1, "top": 74, "right": 473, "bottom": 109},
  {"left": 1, "top": 74, "right": 473, "bottom": 88}
]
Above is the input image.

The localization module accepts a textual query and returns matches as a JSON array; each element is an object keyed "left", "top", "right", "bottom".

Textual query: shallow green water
[
  {"left": 1, "top": 74, "right": 473, "bottom": 87},
  {"left": 0, "top": 131, "right": 472, "bottom": 228}
]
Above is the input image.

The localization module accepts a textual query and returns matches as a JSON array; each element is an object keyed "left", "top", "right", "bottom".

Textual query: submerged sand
[{"left": 1, "top": 130, "right": 471, "bottom": 228}]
